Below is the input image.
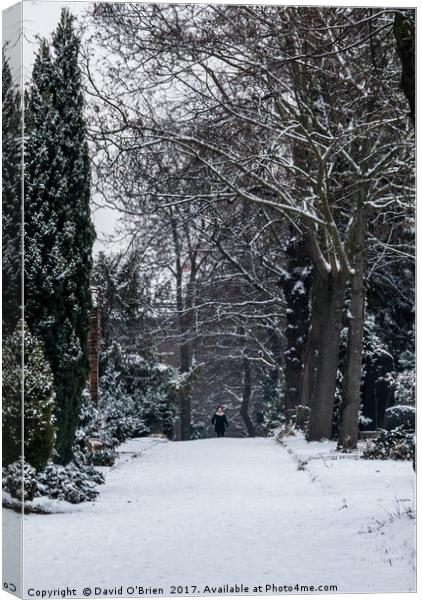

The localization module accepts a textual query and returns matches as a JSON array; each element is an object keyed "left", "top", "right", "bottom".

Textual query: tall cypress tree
[
  {"left": 25, "top": 10, "right": 95, "bottom": 464},
  {"left": 2, "top": 51, "right": 22, "bottom": 338}
]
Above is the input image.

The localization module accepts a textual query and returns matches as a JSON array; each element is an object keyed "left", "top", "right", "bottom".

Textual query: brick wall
[{"left": 89, "top": 302, "right": 100, "bottom": 406}]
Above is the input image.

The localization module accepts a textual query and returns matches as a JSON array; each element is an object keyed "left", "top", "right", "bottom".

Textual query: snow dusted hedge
[
  {"left": 2, "top": 322, "right": 56, "bottom": 470},
  {"left": 98, "top": 343, "right": 180, "bottom": 446},
  {"left": 74, "top": 388, "right": 118, "bottom": 467},
  {"left": 384, "top": 404, "right": 415, "bottom": 431},
  {"left": 394, "top": 369, "right": 415, "bottom": 406},
  {"left": 363, "top": 427, "right": 415, "bottom": 462},
  {"left": 3, "top": 454, "right": 105, "bottom": 505},
  {"left": 36, "top": 460, "right": 104, "bottom": 504},
  {"left": 363, "top": 370, "right": 416, "bottom": 463},
  {"left": 2, "top": 343, "right": 185, "bottom": 507},
  {"left": 3, "top": 461, "right": 38, "bottom": 502},
  {"left": 3, "top": 390, "right": 106, "bottom": 506}
]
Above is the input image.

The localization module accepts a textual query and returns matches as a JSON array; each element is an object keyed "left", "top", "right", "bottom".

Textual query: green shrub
[
  {"left": 3, "top": 321, "right": 55, "bottom": 471},
  {"left": 363, "top": 427, "right": 415, "bottom": 461},
  {"left": 3, "top": 460, "right": 38, "bottom": 501},
  {"left": 99, "top": 343, "right": 178, "bottom": 444}
]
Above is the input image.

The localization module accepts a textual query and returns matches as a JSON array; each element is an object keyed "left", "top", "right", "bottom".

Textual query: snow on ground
[{"left": 6, "top": 435, "right": 415, "bottom": 597}]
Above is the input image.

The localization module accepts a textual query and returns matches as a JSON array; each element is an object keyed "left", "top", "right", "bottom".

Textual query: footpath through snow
[{"left": 6, "top": 436, "right": 415, "bottom": 596}]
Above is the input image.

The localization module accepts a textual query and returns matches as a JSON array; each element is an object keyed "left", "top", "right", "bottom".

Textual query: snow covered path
[{"left": 16, "top": 437, "right": 415, "bottom": 596}]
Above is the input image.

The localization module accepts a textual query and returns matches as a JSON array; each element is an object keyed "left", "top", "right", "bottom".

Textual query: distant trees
[
  {"left": 99, "top": 343, "right": 178, "bottom": 444},
  {"left": 86, "top": 5, "right": 414, "bottom": 444},
  {"left": 24, "top": 10, "right": 95, "bottom": 464},
  {"left": 90, "top": 159, "right": 214, "bottom": 439},
  {"left": 92, "top": 250, "right": 152, "bottom": 352}
]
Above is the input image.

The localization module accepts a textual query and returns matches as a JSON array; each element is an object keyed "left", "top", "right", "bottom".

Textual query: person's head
[{"left": 216, "top": 404, "right": 223, "bottom": 413}]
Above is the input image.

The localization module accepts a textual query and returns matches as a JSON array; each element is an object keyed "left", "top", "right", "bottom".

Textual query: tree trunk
[
  {"left": 338, "top": 211, "right": 368, "bottom": 450},
  {"left": 179, "top": 380, "right": 192, "bottom": 441},
  {"left": 240, "top": 355, "right": 255, "bottom": 437},
  {"left": 172, "top": 218, "right": 194, "bottom": 441},
  {"left": 264, "top": 326, "right": 283, "bottom": 420},
  {"left": 306, "top": 270, "right": 347, "bottom": 441},
  {"left": 394, "top": 11, "right": 415, "bottom": 126},
  {"left": 280, "top": 234, "right": 312, "bottom": 416},
  {"left": 296, "top": 290, "right": 323, "bottom": 430},
  {"left": 175, "top": 259, "right": 192, "bottom": 440}
]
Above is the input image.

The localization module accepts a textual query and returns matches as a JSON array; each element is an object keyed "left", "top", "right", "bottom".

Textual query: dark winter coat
[{"left": 212, "top": 412, "right": 228, "bottom": 433}]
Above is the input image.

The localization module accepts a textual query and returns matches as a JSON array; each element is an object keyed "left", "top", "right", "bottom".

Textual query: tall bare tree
[{"left": 85, "top": 4, "right": 414, "bottom": 444}]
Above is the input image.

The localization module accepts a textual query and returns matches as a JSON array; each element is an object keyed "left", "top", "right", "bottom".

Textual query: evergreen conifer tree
[
  {"left": 3, "top": 321, "right": 55, "bottom": 471},
  {"left": 25, "top": 10, "right": 95, "bottom": 464},
  {"left": 2, "top": 51, "right": 22, "bottom": 337}
]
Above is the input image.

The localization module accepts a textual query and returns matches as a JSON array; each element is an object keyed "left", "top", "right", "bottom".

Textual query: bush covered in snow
[
  {"left": 384, "top": 404, "right": 415, "bottom": 432},
  {"left": 36, "top": 459, "right": 104, "bottom": 504},
  {"left": 363, "top": 427, "right": 415, "bottom": 462},
  {"left": 137, "top": 385, "right": 176, "bottom": 436},
  {"left": 89, "top": 447, "right": 117, "bottom": 467},
  {"left": 99, "top": 343, "right": 179, "bottom": 444},
  {"left": 2, "top": 386, "right": 106, "bottom": 506},
  {"left": 260, "top": 372, "right": 285, "bottom": 434},
  {"left": 99, "top": 361, "right": 148, "bottom": 447},
  {"left": 191, "top": 420, "right": 206, "bottom": 440},
  {"left": 393, "top": 369, "right": 415, "bottom": 406},
  {"left": 75, "top": 388, "right": 101, "bottom": 442},
  {"left": 73, "top": 387, "right": 117, "bottom": 466},
  {"left": 32, "top": 438, "right": 106, "bottom": 505},
  {"left": 22, "top": 390, "right": 107, "bottom": 504},
  {"left": 3, "top": 460, "right": 38, "bottom": 501},
  {"left": 2, "top": 321, "right": 56, "bottom": 471}
]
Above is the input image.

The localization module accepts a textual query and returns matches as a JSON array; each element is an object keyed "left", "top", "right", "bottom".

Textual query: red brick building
[{"left": 88, "top": 287, "right": 100, "bottom": 406}]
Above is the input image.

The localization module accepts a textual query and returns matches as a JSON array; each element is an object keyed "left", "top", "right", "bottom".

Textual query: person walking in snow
[{"left": 212, "top": 404, "right": 229, "bottom": 438}]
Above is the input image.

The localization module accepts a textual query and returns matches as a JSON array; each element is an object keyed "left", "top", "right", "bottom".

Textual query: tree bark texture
[
  {"left": 240, "top": 354, "right": 256, "bottom": 437},
  {"left": 338, "top": 209, "right": 368, "bottom": 449},
  {"left": 305, "top": 269, "right": 347, "bottom": 441},
  {"left": 394, "top": 11, "right": 415, "bottom": 126},
  {"left": 280, "top": 235, "right": 312, "bottom": 415}
]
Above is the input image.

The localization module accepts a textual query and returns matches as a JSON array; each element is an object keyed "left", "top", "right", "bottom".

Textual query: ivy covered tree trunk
[
  {"left": 280, "top": 234, "right": 312, "bottom": 418},
  {"left": 25, "top": 11, "right": 95, "bottom": 464}
]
